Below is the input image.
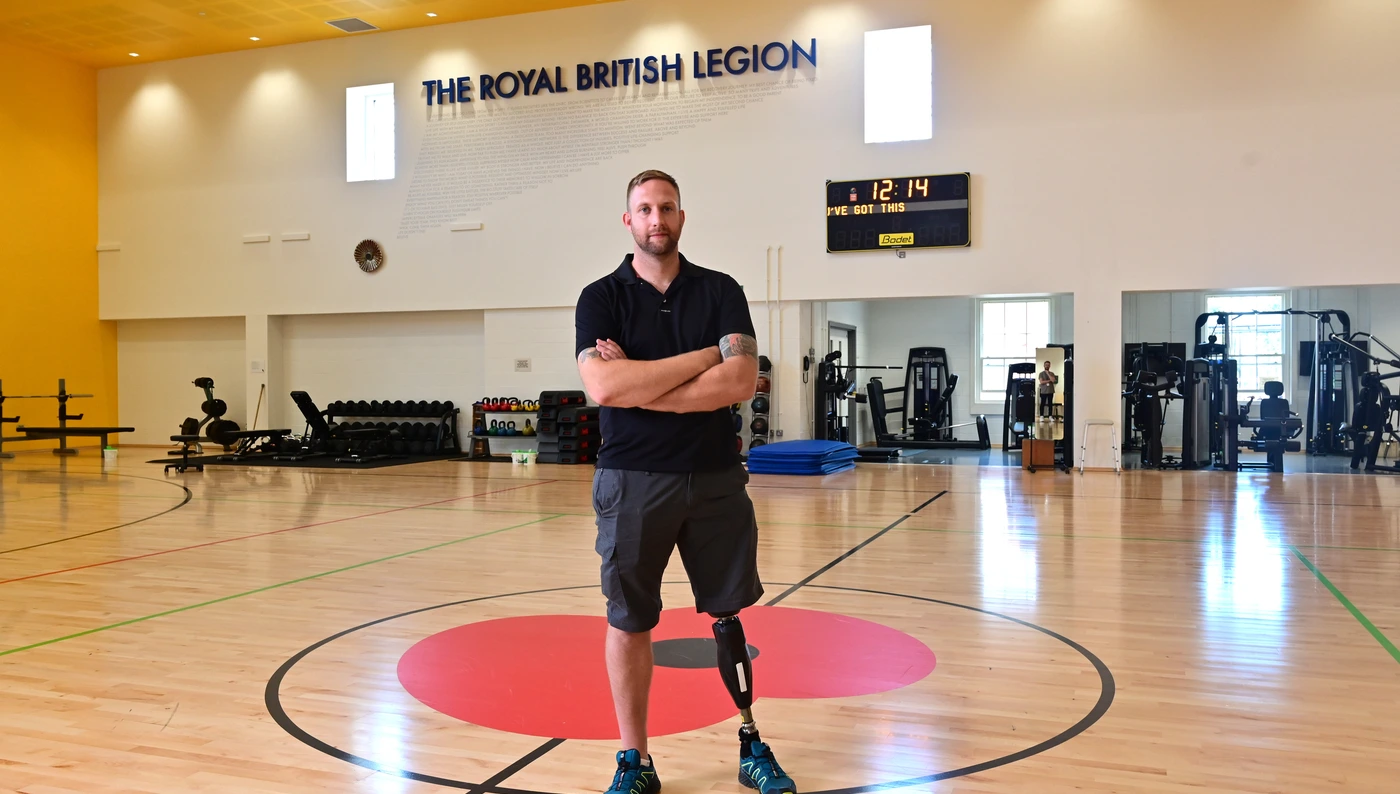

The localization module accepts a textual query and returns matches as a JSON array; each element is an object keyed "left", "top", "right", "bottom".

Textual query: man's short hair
[{"left": 626, "top": 169, "right": 680, "bottom": 210}]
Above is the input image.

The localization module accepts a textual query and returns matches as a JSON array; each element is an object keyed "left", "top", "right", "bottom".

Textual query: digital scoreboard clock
[{"left": 825, "top": 173, "right": 970, "bottom": 252}]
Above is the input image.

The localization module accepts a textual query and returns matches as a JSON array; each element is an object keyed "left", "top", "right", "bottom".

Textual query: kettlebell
[
  {"left": 489, "top": 419, "right": 500, "bottom": 435},
  {"left": 523, "top": 419, "right": 535, "bottom": 436},
  {"left": 508, "top": 398, "right": 521, "bottom": 412},
  {"left": 507, "top": 421, "right": 518, "bottom": 436}
]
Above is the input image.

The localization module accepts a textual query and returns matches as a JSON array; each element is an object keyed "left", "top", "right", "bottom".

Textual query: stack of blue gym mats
[{"left": 745, "top": 440, "right": 859, "bottom": 475}]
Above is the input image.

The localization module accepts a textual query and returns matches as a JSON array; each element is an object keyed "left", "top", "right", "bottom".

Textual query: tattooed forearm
[
  {"left": 578, "top": 348, "right": 602, "bottom": 363},
  {"left": 719, "top": 334, "right": 758, "bottom": 361}
]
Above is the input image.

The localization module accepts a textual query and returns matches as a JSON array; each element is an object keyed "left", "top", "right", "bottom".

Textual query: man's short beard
[{"left": 637, "top": 232, "right": 677, "bottom": 256}]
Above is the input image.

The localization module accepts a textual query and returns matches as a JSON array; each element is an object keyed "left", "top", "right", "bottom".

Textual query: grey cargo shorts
[{"left": 592, "top": 463, "right": 764, "bottom": 632}]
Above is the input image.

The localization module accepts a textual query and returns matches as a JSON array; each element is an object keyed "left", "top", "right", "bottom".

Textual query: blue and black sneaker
[
  {"left": 739, "top": 735, "right": 797, "bottom": 794},
  {"left": 608, "top": 749, "right": 660, "bottom": 794}
]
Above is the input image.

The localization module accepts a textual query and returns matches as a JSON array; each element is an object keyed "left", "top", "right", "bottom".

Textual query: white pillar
[
  {"left": 244, "top": 314, "right": 284, "bottom": 431},
  {"left": 1073, "top": 284, "right": 1123, "bottom": 469}
]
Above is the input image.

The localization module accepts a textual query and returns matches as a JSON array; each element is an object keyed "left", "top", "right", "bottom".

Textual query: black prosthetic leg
[{"left": 713, "top": 614, "right": 761, "bottom": 751}]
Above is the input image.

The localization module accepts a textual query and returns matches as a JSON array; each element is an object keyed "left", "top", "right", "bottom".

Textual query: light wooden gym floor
[{"left": 1, "top": 452, "right": 1397, "bottom": 793}]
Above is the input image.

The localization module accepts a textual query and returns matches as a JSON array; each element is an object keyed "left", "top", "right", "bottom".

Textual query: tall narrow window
[
  {"left": 347, "top": 83, "right": 395, "bottom": 182},
  {"left": 978, "top": 299, "right": 1050, "bottom": 403},
  {"left": 864, "top": 25, "right": 933, "bottom": 143},
  {"left": 1204, "top": 294, "right": 1286, "bottom": 396}
]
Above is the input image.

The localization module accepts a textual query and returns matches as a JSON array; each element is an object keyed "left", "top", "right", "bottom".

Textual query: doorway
[{"left": 829, "top": 322, "right": 856, "bottom": 444}]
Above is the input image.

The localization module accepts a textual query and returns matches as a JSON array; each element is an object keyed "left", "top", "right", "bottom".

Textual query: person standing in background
[{"left": 1038, "top": 360, "right": 1058, "bottom": 419}]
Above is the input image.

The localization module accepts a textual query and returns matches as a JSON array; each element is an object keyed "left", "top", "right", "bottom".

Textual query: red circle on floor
[{"left": 397, "top": 605, "right": 936, "bottom": 739}]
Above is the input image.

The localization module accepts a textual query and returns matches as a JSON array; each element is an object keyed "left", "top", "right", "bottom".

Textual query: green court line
[
  {"left": 0, "top": 514, "right": 564, "bottom": 659},
  {"left": 1289, "top": 545, "right": 1400, "bottom": 665}
]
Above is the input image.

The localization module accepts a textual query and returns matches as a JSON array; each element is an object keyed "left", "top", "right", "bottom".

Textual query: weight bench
[
  {"left": 1237, "top": 381, "right": 1303, "bottom": 473},
  {"left": 17, "top": 426, "right": 135, "bottom": 455},
  {"left": 276, "top": 391, "right": 397, "bottom": 464},
  {"left": 211, "top": 428, "right": 292, "bottom": 461}
]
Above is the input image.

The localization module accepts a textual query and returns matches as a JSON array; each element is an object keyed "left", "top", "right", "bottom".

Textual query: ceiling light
[
  {"left": 129, "top": 52, "right": 139, "bottom": 57},
  {"left": 250, "top": 36, "right": 260, "bottom": 41},
  {"left": 426, "top": 12, "right": 437, "bottom": 17}
]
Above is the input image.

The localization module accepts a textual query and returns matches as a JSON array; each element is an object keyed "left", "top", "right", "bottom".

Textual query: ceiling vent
[{"left": 326, "top": 18, "right": 378, "bottom": 34}]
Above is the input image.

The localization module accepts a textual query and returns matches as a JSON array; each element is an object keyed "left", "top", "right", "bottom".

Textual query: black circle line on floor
[
  {"left": 0, "top": 470, "right": 192, "bottom": 555},
  {"left": 265, "top": 582, "right": 1115, "bottom": 794}
]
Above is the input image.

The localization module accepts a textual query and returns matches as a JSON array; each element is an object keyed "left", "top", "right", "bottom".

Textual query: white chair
[{"left": 1079, "top": 420, "right": 1121, "bottom": 474}]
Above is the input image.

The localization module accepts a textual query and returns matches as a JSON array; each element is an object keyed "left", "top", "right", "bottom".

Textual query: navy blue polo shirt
[{"left": 575, "top": 253, "right": 755, "bottom": 472}]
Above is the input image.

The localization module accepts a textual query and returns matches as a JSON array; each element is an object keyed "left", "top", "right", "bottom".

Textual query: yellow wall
[{"left": 0, "top": 44, "right": 115, "bottom": 451}]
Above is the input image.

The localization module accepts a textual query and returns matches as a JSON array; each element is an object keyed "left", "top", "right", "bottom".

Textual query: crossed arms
[{"left": 577, "top": 334, "right": 759, "bottom": 413}]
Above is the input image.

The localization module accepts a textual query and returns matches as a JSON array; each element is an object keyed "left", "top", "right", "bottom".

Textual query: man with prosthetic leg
[{"left": 576, "top": 170, "right": 797, "bottom": 794}]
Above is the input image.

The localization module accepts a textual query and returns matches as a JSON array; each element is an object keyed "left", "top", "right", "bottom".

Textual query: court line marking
[
  {"left": 0, "top": 480, "right": 555, "bottom": 586},
  {"left": 0, "top": 514, "right": 564, "bottom": 659},
  {"left": 0, "top": 472, "right": 193, "bottom": 555},
  {"left": 1289, "top": 545, "right": 1400, "bottom": 664}
]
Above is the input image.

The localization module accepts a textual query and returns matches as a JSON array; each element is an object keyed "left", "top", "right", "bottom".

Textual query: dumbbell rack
[
  {"left": 325, "top": 400, "right": 461, "bottom": 456},
  {"left": 468, "top": 403, "right": 539, "bottom": 461}
]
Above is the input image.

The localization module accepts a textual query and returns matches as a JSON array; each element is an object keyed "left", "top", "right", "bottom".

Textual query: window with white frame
[
  {"left": 346, "top": 83, "right": 395, "bottom": 182},
  {"left": 978, "top": 299, "right": 1050, "bottom": 403},
  {"left": 864, "top": 25, "right": 933, "bottom": 143},
  {"left": 1204, "top": 294, "right": 1286, "bottom": 396}
]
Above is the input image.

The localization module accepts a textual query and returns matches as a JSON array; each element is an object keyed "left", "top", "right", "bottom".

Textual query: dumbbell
[{"left": 429, "top": 401, "right": 442, "bottom": 415}]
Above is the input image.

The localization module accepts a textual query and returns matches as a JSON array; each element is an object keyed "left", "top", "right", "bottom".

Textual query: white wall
[
  {"left": 117, "top": 317, "right": 245, "bottom": 445},
  {"left": 277, "top": 310, "right": 484, "bottom": 434},
  {"left": 97, "top": 0, "right": 1400, "bottom": 462}
]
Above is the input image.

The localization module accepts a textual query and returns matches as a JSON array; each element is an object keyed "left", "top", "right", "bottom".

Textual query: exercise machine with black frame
[
  {"left": 1330, "top": 332, "right": 1400, "bottom": 474},
  {"left": 1121, "top": 344, "right": 1185, "bottom": 469},
  {"left": 807, "top": 350, "right": 907, "bottom": 460},
  {"left": 1121, "top": 343, "right": 1187, "bottom": 453},
  {"left": 866, "top": 347, "right": 991, "bottom": 451},
  {"left": 1180, "top": 334, "right": 1303, "bottom": 473},
  {"left": 1195, "top": 309, "right": 1357, "bottom": 456},
  {"left": 1002, "top": 363, "right": 1037, "bottom": 451}
]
